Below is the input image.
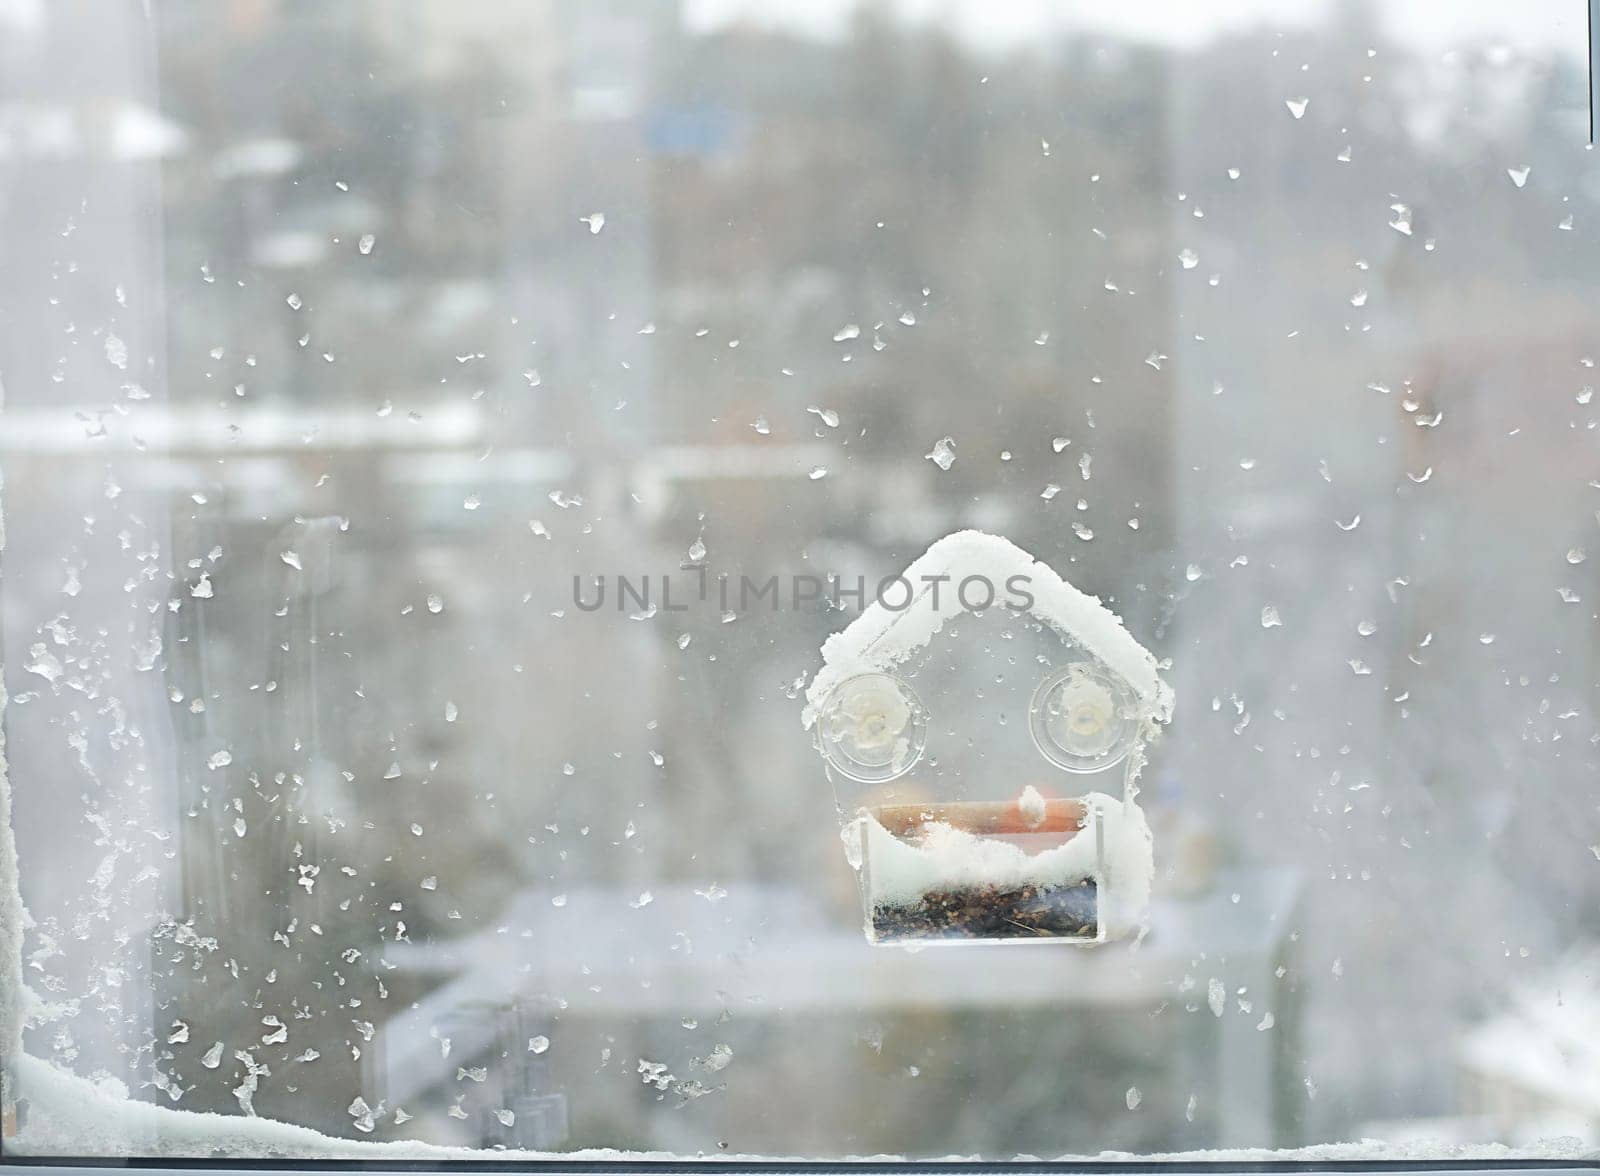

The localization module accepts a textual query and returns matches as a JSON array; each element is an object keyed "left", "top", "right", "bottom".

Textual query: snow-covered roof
[
  {"left": 1458, "top": 949, "right": 1600, "bottom": 1114},
  {"left": 802, "top": 529, "right": 1173, "bottom": 728}
]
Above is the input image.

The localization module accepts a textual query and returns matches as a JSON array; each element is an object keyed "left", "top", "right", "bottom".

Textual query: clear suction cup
[
  {"left": 815, "top": 672, "right": 927, "bottom": 784},
  {"left": 1028, "top": 661, "right": 1138, "bottom": 774}
]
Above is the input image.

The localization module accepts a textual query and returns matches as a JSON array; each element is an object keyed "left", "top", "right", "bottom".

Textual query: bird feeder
[{"left": 801, "top": 531, "right": 1173, "bottom": 946}]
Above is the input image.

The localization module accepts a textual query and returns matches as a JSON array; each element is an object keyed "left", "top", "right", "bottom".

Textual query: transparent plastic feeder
[{"left": 802, "top": 531, "right": 1173, "bottom": 946}]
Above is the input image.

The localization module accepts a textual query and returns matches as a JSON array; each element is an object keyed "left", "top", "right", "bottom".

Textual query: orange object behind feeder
[{"left": 871, "top": 797, "right": 1087, "bottom": 840}]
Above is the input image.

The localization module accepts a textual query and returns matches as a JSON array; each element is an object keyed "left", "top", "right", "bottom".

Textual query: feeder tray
[{"left": 856, "top": 797, "right": 1106, "bottom": 945}]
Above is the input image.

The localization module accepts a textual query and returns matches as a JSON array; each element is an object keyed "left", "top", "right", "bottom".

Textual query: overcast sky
[{"left": 683, "top": 0, "right": 1589, "bottom": 60}]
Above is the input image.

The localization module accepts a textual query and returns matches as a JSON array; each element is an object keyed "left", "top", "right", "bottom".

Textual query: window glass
[{"left": 1, "top": 0, "right": 1598, "bottom": 1160}]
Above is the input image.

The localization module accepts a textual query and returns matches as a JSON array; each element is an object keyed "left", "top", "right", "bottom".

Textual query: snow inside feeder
[{"left": 801, "top": 531, "right": 1172, "bottom": 946}]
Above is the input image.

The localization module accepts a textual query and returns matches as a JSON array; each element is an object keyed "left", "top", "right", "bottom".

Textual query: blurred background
[{"left": 2, "top": 0, "right": 1600, "bottom": 1158}]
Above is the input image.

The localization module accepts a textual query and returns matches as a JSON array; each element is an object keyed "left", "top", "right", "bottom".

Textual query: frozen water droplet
[
  {"left": 444, "top": 700, "right": 458, "bottom": 722},
  {"left": 1285, "top": 97, "right": 1309, "bottom": 119},
  {"left": 286, "top": 292, "right": 302, "bottom": 310},
  {"left": 1336, "top": 514, "right": 1361, "bottom": 531},
  {"left": 1178, "top": 248, "right": 1198, "bottom": 269},
  {"left": 687, "top": 536, "right": 707, "bottom": 563},
  {"left": 581, "top": 212, "right": 605, "bottom": 234},
  {"left": 1559, "top": 214, "right": 1574, "bottom": 231},
  {"left": 1207, "top": 977, "right": 1226, "bottom": 1017},
  {"left": 1261, "top": 605, "right": 1282, "bottom": 628},
  {"left": 1040, "top": 483, "right": 1061, "bottom": 501},
  {"left": 358, "top": 234, "right": 375, "bottom": 255},
  {"left": 233, "top": 818, "right": 247, "bottom": 838},
  {"left": 808, "top": 466, "right": 828, "bottom": 480},
  {"left": 426, "top": 594, "right": 443, "bottom": 613},
  {"left": 420, "top": 875, "right": 438, "bottom": 890},
  {"left": 23, "top": 645, "right": 62, "bottom": 683},
  {"left": 630, "top": 890, "right": 654, "bottom": 908},
  {"left": 677, "top": 633, "right": 692, "bottom": 650},
  {"left": 1227, "top": 167, "right": 1241, "bottom": 180},
  {"left": 1567, "top": 547, "right": 1585, "bottom": 564},
  {"left": 1557, "top": 587, "right": 1580, "bottom": 603},
  {"left": 833, "top": 323, "right": 860, "bottom": 342},
  {"left": 1479, "top": 633, "right": 1495, "bottom": 645},
  {"left": 462, "top": 494, "right": 480, "bottom": 511},
  {"left": 1389, "top": 203, "right": 1413, "bottom": 236},
  {"left": 529, "top": 1035, "right": 550, "bottom": 1054},
  {"left": 551, "top": 893, "right": 568, "bottom": 907},
  {"left": 1052, "top": 436, "right": 1069, "bottom": 452},
  {"left": 1507, "top": 165, "right": 1530, "bottom": 188},
  {"left": 926, "top": 436, "right": 956, "bottom": 471},
  {"left": 206, "top": 749, "right": 233, "bottom": 770},
  {"left": 1185, "top": 563, "right": 1202, "bottom": 581},
  {"left": 1071, "top": 522, "right": 1093, "bottom": 541},
  {"left": 1350, "top": 289, "right": 1368, "bottom": 307},
  {"left": 280, "top": 550, "right": 302, "bottom": 571},
  {"left": 1186, "top": 1093, "right": 1198, "bottom": 1121},
  {"left": 1578, "top": 387, "right": 1593, "bottom": 405},
  {"left": 191, "top": 574, "right": 214, "bottom": 599},
  {"left": 1079, "top": 453, "right": 1092, "bottom": 480},
  {"left": 808, "top": 405, "right": 840, "bottom": 428},
  {"left": 898, "top": 311, "right": 916, "bottom": 326},
  {"left": 104, "top": 334, "right": 128, "bottom": 369},
  {"left": 1126, "top": 1086, "right": 1143, "bottom": 1110},
  {"left": 751, "top": 415, "right": 770, "bottom": 435},
  {"left": 1357, "top": 620, "right": 1376, "bottom": 636}
]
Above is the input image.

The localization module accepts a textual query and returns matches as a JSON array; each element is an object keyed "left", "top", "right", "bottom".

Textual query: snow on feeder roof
[{"left": 801, "top": 529, "right": 1173, "bottom": 730}]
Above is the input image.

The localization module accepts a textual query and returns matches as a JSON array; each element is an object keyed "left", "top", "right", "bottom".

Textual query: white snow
[
  {"left": 802, "top": 530, "right": 1173, "bottom": 730},
  {"left": 1017, "top": 783, "right": 1047, "bottom": 827},
  {"left": 855, "top": 791, "right": 1153, "bottom": 939},
  {"left": 0, "top": 512, "right": 22, "bottom": 1074},
  {"left": 5, "top": 1051, "right": 634, "bottom": 1159},
  {"left": 5, "top": 1043, "right": 1596, "bottom": 1162},
  {"left": 1458, "top": 949, "right": 1600, "bottom": 1113}
]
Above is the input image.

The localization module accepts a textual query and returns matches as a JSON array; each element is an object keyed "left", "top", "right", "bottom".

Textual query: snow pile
[
  {"left": 1458, "top": 948, "right": 1600, "bottom": 1113},
  {"left": 8, "top": 1040, "right": 1595, "bottom": 1161},
  {"left": 853, "top": 792, "right": 1153, "bottom": 938},
  {"left": 803, "top": 529, "right": 1173, "bottom": 729},
  {"left": 0, "top": 525, "right": 23, "bottom": 1075}
]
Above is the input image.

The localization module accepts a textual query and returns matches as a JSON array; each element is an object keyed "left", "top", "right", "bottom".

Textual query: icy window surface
[{"left": 2, "top": 0, "right": 1600, "bottom": 1162}]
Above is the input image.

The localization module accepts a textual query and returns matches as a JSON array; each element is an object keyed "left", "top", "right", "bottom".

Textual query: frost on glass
[{"left": 4, "top": 0, "right": 1600, "bottom": 1164}]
